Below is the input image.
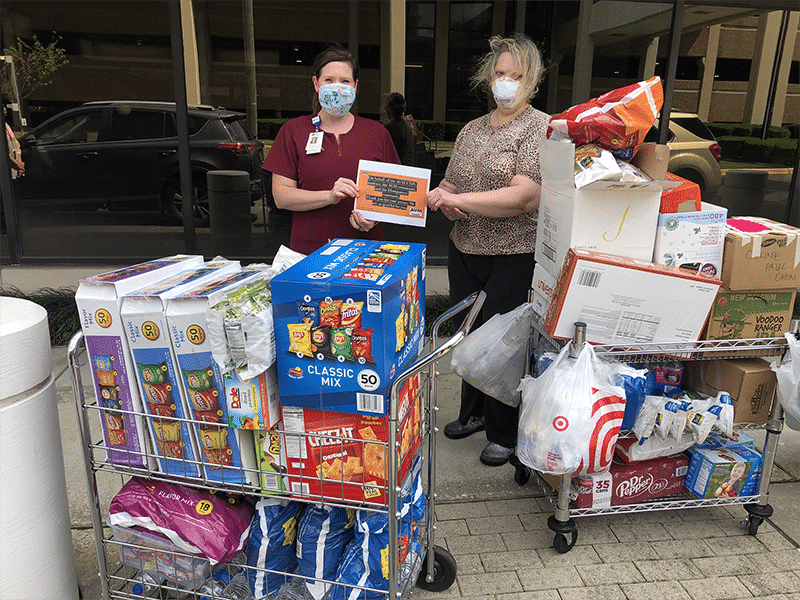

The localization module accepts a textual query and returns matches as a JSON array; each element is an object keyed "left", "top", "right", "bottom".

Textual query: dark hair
[
  {"left": 385, "top": 92, "right": 406, "bottom": 121},
  {"left": 311, "top": 44, "right": 359, "bottom": 113}
]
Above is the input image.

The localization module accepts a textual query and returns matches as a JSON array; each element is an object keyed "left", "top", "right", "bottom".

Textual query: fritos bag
[{"left": 548, "top": 76, "right": 663, "bottom": 160}]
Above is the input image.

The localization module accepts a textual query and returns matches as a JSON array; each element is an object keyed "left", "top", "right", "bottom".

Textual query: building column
[
  {"left": 492, "top": 1, "right": 507, "bottom": 37},
  {"left": 639, "top": 35, "right": 659, "bottom": 80},
  {"left": 771, "top": 11, "right": 799, "bottom": 126},
  {"left": 179, "top": 0, "right": 201, "bottom": 105},
  {"left": 697, "top": 24, "right": 720, "bottom": 122},
  {"left": 572, "top": 0, "right": 594, "bottom": 104},
  {"left": 388, "top": 0, "right": 405, "bottom": 96},
  {"left": 192, "top": 0, "right": 213, "bottom": 105},
  {"left": 432, "top": 0, "right": 449, "bottom": 121},
  {"left": 742, "top": 11, "right": 783, "bottom": 126}
]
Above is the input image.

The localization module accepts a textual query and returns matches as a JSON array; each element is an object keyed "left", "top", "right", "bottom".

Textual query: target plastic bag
[
  {"left": 548, "top": 76, "right": 663, "bottom": 161},
  {"left": 517, "top": 342, "right": 626, "bottom": 476},
  {"left": 772, "top": 332, "right": 800, "bottom": 430},
  {"left": 450, "top": 303, "right": 535, "bottom": 407}
]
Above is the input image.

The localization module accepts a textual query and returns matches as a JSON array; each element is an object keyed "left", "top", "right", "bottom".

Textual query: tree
[{"left": 1, "top": 34, "right": 68, "bottom": 104}]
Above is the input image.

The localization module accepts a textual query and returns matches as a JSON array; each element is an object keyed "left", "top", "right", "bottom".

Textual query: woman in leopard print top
[{"left": 426, "top": 33, "right": 549, "bottom": 467}]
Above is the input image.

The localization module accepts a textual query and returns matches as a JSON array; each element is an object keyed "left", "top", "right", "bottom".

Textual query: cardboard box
[
  {"left": 544, "top": 248, "right": 720, "bottom": 344},
  {"left": 721, "top": 217, "right": 800, "bottom": 290},
  {"left": 271, "top": 239, "right": 425, "bottom": 415},
  {"left": 121, "top": 260, "right": 239, "bottom": 477},
  {"left": 165, "top": 266, "right": 275, "bottom": 485},
  {"left": 539, "top": 453, "right": 690, "bottom": 509},
  {"left": 535, "top": 138, "right": 672, "bottom": 277},
  {"left": 704, "top": 287, "right": 796, "bottom": 343},
  {"left": 683, "top": 358, "right": 776, "bottom": 423},
  {"left": 75, "top": 255, "right": 204, "bottom": 468},
  {"left": 531, "top": 263, "right": 556, "bottom": 318},
  {"left": 254, "top": 428, "right": 289, "bottom": 494},
  {"left": 692, "top": 430, "right": 756, "bottom": 451},
  {"left": 222, "top": 365, "right": 280, "bottom": 430},
  {"left": 281, "top": 374, "right": 422, "bottom": 505},
  {"left": 652, "top": 202, "right": 727, "bottom": 278},
  {"left": 684, "top": 447, "right": 762, "bottom": 499},
  {"left": 659, "top": 172, "right": 702, "bottom": 213}
]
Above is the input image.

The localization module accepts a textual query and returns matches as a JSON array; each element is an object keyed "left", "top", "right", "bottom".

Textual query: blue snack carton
[
  {"left": 272, "top": 239, "right": 425, "bottom": 415},
  {"left": 684, "top": 446, "right": 762, "bottom": 499}
]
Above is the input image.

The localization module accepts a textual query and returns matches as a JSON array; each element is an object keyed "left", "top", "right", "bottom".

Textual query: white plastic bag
[
  {"left": 772, "top": 332, "right": 800, "bottom": 430},
  {"left": 450, "top": 303, "right": 535, "bottom": 407},
  {"left": 517, "top": 342, "right": 626, "bottom": 476}
]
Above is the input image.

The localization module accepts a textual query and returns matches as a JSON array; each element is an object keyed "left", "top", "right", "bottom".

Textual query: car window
[
  {"left": 644, "top": 125, "right": 675, "bottom": 144},
  {"left": 109, "top": 108, "right": 166, "bottom": 141},
  {"left": 223, "top": 117, "right": 255, "bottom": 141},
  {"left": 671, "top": 117, "right": 717, "bottom": 141},
  {"left": 37, "top": 111, "right": 103, "bottom": 145},
  {"left": 164, "top": 114, "right": 205, "bottom": 137}
]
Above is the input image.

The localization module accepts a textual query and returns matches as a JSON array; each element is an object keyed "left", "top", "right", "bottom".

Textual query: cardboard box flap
[
  {"left": 630, "top": 142, "right": 670, "bottom": 182},
  {"left": 726, "top": 217, "right": 800, "bottom": 265}
]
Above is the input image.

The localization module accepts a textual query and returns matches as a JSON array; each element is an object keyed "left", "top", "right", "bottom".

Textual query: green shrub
[
  {"left": 708, "top": 122, "right": 791, "bottom": 140},
  {"left": 257, "top": 118, "right": 290, "bottom": 140},
  {"left": 718, "top": 135, "right": 796, "bottom": 166}
]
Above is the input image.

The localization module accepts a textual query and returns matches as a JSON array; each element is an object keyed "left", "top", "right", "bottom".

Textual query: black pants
[{"left": 448, "top": 239, "right": 535, "bottom": 449}]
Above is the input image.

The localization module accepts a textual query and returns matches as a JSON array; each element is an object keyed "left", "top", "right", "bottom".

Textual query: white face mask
[{"left": 491, "top": 77, "right": 521, "bottom": 108}]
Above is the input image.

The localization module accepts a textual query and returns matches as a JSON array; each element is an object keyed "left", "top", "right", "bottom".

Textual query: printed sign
[{"left": 354, "top": 160, "right": 431, "bottom": 227}]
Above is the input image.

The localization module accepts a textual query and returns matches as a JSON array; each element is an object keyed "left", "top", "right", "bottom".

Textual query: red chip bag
[
  {"left": 351, "top": 327, "right": 374, "bottom": 364},
  {"left": 548, "top": 76, "right": 663, "bottom": 161}
]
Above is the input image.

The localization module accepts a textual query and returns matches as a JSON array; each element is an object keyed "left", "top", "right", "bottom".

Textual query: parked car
[
  {"left": 645, "top": 112, "right": 723, "bottom": 199},
  {"left": 17, "top": 101, "right": 264, "bottom": 225}
]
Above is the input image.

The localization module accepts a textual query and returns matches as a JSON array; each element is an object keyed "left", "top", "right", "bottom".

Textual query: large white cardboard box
[
  {"left": 535, "top": 138, "right": 671, "bottom": 278},
  {"left": 531, "top": 263, "right": 556, "bottom": 318}
]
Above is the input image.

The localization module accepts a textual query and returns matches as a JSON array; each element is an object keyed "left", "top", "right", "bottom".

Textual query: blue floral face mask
[{"left": 318, "top": 83, "right": 356, "bottom": 117}]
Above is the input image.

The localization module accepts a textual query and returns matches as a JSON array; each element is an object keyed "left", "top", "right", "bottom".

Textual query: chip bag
[
  {"left": 548, "top": 76, "right": 663, "bottom": 160},
  {"left": 246, "top": 498, "right": 303, "bottom": 598}
]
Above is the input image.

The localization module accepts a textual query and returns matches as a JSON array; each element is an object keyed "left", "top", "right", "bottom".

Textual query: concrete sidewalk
[{"left": 52, "top": 342, "right": 800, "bottom": 600}]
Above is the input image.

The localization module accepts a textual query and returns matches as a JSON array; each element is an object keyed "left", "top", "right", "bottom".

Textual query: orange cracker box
[
  {"left": 659, "top": 172, "right": 702, "bottom": 213},
  {"left": 281, "top": 374, "right": 422, "bottom": 505}
]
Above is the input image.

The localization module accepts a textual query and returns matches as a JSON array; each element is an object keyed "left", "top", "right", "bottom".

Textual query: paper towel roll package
[
  {"left": 0, "top": 297, "right": 52, "bottom": 398},
  {"left": 76, "top": 255, "right": 204, "bottom": 468}
]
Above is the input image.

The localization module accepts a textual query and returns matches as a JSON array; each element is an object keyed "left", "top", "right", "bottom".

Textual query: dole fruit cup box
[
  {"left": 76, "top": 255, "right": 204, "bottom": 468},
  {"left": 281, "top": 373, "right": 422, "bottom": 505},
  {"left": 120, "top": 260, "right": 239, "bottom": 477},
  {"left": 271, "top": 239, "right": 426, "bottom": 416},
  {"left": 222, "top": 364, "right": 280, "bottom": 430},
  {"left": 165, "top": 265, "right": 275, "bottom": 486},
  {"left": 684, "top": 446, "right": 762, "bottom": 499}
]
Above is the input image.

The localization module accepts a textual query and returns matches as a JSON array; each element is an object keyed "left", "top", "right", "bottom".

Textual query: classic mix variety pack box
[
  {"left": 76, "top": 255, "right": 204, "bottom": 468},
  {"left": 721, "top": 217, "right": 800, "bottom": 291},
  {"left": 271, "top": 239, "right": 425, "bottom": 416},
  {"left": 120, "top": 260, "right": 239, "bottom": 477}
]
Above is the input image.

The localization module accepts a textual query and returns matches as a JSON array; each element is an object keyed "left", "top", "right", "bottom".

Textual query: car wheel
[
  {"left": 673, "top": 168, "right": 706, "bottom": 195},
  {"left": 163, "top": 173, "right": 211, "bottom": 227}
]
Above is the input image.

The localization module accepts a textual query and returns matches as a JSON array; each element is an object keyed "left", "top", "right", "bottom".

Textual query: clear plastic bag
[
  {"left": 772, "top": 332, "right": 800, "bottom": 431},
  {"left": 517, "top": 341, "right": 626, "bottom": 476},
  {"left": 450, "top": 303, "right": 535, "bottom": 407}
]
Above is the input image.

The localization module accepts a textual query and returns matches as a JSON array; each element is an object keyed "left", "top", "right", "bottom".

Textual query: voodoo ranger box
[
  {"left": 75, "top": 255, "right": 204, "bottom": 469},
  {"left": 271, "top": 239, "right": 426, "bottom": 416},
  {"left": 120, "top": 260, "right": 239, "bottom": 477}
]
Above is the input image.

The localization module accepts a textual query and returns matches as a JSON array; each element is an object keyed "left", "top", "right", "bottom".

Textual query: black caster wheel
[
  {"left": 514, "top": 465, "right": 530, "bottom": 485},
  {"left": 553, "top": 530, "right": 578, "bottom": 553},
  {"left": 747, "top": 515, "right": 763, "bottom": 536},
  {"left": 416, "top": 545, "right": 457, "bottom": 592}
]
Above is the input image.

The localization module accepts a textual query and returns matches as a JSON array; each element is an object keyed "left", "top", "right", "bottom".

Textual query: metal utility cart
[
  {"left": 69, "top": 291, "right": 485, "bottom": 599},
  {"left": 512, "top": 318, "right": 789, "bottom": 554}
]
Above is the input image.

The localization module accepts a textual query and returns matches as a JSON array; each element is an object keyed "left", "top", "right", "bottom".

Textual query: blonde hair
[{"left": 471, "top": 34, "right": 545, "bottom": 109}]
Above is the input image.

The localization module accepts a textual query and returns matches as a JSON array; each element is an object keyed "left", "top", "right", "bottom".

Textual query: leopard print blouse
[{"left": 444, "top": 105, "right": 550, "bottom": 255}]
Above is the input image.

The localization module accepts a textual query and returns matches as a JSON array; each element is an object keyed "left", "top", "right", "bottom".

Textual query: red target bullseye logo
[{"left": 552, "top": 416, "right": 569, "bottom": 431}]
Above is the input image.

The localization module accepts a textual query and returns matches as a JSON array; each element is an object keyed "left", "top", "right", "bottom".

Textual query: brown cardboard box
[
  {"left": 704, "top": 287, "right": 796, "bottom": 341},
  {"left": 721, "top": 217, "right": 800, "bottom": 290},
  {"left": 683, "top": 358, "right": 776, "bottom": 423}
]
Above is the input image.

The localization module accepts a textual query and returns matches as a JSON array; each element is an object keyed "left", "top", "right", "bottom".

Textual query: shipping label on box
[
  {"left": 544, "top": 248, "right": 720, "bottom": 344},
  {"left": 684, "top": 447, "right": 762, "bottom": 499},
  {"left": 535, "top": 139, "right": 671, "bottom": 277},
  {"left": 652, "top": 202, "right": 727, "bottom": 278},
  {"left": 222, "top": 365, "right": 280, "bottom": 430},
  {"left": 704, "top": 288, "right": 796, "bottom": 342},
  {"left": 722, "top": 217, "right": 800, "bottom": 290},
  {"left": 272, "top": 239, "right": 425, "bottom": 415},
  {"left": 683, "top": 358, "right": 776, "bottom": 423},
  {"left": 532, "top": 263, "right": 556, "bottom": 318},
  {"left": 76, "top": 255, "right": 204, "bottom": 468}
]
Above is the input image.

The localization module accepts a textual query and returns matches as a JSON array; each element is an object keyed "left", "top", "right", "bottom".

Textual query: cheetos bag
[{"left": 517, "top": 342, "right": 626, "bottom": 476}]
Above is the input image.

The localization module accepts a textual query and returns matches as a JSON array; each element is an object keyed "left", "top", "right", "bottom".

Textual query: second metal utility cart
[{"left": 513, "top": 318, "right": 789, "bottom": 554}]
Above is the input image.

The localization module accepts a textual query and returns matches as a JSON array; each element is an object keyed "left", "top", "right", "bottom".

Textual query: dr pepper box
[
  {"left": 281, "top": 373, "right": 422, "bottom": 505},
  {"left": 722, "top": 217, "right": 800, "bottom": 291},
  {"left": 76, "top": 255, "right": 204, "bottom": 468},
  {"left": 272, "top": 239, "right": 425, "bottom": 416},
  {"left": 120, "top": 260, "right": 239, "bottom": 477}
]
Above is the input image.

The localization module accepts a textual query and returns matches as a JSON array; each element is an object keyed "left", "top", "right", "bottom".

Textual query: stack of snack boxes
[{"left": 271, "top": 239, "right": 426, "bottom": 505}]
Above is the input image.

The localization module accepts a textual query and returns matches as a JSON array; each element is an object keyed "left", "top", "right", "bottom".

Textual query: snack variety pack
[{"left": 271, "top": 239, "right": 426, "bottom": 416}]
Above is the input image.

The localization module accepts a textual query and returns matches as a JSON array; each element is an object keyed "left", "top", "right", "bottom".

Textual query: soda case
[
  {"left": 75, "top": 255, "right": 205, "bottom": 468},
  {"left": 271, "top": 239, "right": 426, "bottom": 416},
  {"left": 120, "top": 260, "right": 240, "bottom": 477},
  {"left": 165, "top": 265, "right": 275, "bottom": 485}
]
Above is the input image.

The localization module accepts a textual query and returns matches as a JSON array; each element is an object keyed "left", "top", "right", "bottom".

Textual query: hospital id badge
[{"left": 306, "top": 131, "right": 323, "bottom": 154}]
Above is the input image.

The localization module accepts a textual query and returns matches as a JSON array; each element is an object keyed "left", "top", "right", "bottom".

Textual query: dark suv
[{"left": 17, "top": 101, "right": 264, "bottom": 225}]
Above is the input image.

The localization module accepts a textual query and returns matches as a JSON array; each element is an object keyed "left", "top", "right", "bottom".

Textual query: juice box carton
[
  {"left": 684, "top": 446, "right": 762, "bottom": 499},
  {"left": 271, "top": 239, "right": 426, "bottom": 416},
  {"left": 222, "top": 364, "right": 280, "bottom": 430},
  {"left": 120, "top": 260, "right": 239, "bottom": 477},
  {"left": 75, "top": 255, "right": 204, "bottom": 468}
]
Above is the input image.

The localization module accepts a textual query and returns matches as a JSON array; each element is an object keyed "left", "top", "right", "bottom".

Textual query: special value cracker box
[
  {"left": 722, "top": 217, "right": 800, "bottom": 291},
  {"left": 120, "top": 260, "right": 239, "bottom": 477},
  {"left": 684, "top": 446, "right": 762, "bottom": 499},
  {"left": 271, "top": 239, "right": 426, "bottom": 416},
  {"left": 76, "top": 255, "right": 204, "bottom": 468},
  {"left": 165, "top": 265, "right": 276, "bottom": 485},
  {"left": 281, "top": 373, "right": 422, "bottom": 505},
  {"left": 652, "top": 202, "right": 727, "bottom": 278}
]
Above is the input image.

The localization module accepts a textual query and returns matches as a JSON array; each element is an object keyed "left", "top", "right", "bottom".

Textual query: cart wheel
[
  {"left": 416, "top": 545, "right": 457, "bottom": 592},
  {"left": 514, "top": 465, "right": 530, "bottom": 485},
  {"left": 747, "top": 515, "right": 763, "bottom": 536},
  {"left": 553, "top": 529, "right": 578, "bottom": 554}
]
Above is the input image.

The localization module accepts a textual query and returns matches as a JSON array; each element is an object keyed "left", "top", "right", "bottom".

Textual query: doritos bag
[{"left": 548, "top": 76, "right": 663, "bottom": 160}]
